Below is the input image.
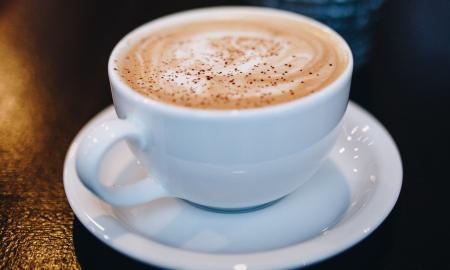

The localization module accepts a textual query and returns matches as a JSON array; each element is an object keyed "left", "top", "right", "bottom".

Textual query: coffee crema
[{"left": 115, "top": 15, "right": 349, "bottom": 109}]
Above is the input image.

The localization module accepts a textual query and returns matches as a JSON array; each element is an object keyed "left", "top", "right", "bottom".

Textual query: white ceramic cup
[{"left": 75, "top": 7, "right": 353, "bottom": 210}]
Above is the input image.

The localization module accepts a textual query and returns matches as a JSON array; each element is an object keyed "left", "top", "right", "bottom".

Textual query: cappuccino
[{"left": 115, "top": 12, "right": 349, "bottom": 109}]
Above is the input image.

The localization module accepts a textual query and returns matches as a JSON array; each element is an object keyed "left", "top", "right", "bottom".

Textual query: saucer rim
[{"left": 64, "top": 101, "right": 402, "bottom": 270}]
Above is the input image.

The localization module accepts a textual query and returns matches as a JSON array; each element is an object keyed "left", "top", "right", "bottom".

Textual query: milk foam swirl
[{"left": 117, "top": 18, "right": 348, "bottom": 109}]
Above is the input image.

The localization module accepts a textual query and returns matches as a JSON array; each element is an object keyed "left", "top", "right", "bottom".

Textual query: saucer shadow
[
  {"left": 73, "top": 209, "right": 396, "bottom": 270},
  {"left": 72, "top": 217, "right": 160, "bottom": 269},
  {"left": 305, "top": 206, "right": 399, "bottom": 270},
  {"left": 72, "top": 201, "right": 399, "bottom": 270},
  {"left": 72, "top": 157, "right": 399, "bottom": 269}
]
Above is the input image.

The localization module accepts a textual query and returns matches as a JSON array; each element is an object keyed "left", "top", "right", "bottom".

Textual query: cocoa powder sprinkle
[{"left": 117, "top": 19, "right": 346, "bottom": 110}]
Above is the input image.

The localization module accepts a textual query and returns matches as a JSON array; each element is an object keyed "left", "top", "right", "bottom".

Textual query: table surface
[{"left": 1, "top": 0, "right": 449, "bottom": 269}]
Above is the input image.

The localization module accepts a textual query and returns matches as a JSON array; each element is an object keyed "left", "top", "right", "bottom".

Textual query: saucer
[{"left": 64, "top": 101, "right": 402, "bottom": 270}]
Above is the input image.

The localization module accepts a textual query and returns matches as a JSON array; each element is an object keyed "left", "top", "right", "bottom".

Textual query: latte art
[{"left": 116, "top": 17, "right": 349, "bottom": 109}]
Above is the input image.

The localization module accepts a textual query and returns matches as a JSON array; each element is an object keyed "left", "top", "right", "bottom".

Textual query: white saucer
[{"left": 64, "top": 101, "right": 402, "bottom": 270}]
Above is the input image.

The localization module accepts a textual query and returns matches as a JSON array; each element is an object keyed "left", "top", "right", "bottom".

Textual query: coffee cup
[{"left": 76, "top": 7, "right": 353, "bottom": 210}]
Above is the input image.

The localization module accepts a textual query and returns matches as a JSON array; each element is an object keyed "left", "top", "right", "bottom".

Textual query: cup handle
[{"left": 75, "top": 118, "right": 168, "bottom": 206}]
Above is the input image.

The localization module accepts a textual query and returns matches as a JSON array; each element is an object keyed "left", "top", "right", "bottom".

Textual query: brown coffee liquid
[{"left": 115, "top": 15, "right": 349, "bottom": 110}]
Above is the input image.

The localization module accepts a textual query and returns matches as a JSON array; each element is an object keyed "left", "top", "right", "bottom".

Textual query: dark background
[{"left": 1, "top": 0, "right": 449, "bottom": 269}]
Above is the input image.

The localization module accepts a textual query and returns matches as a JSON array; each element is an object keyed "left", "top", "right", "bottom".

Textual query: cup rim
[{"left": 108, "top": 6, "right": 353, "bottom": 119}]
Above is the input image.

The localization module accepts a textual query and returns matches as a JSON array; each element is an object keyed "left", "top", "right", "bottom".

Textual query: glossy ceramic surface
[
  {"left": 76, "top": 7, "right": 353, "bottom": 209},
  {"left": 64, "top": 101, "right": 402, "bottom": 270}
]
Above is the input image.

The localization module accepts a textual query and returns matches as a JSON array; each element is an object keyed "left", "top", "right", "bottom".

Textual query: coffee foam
[{"left": 116, "top": 15, "right": 349, "bottom": 109}]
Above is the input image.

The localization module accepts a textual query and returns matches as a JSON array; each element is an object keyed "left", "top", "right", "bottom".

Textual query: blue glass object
[{"left": 248, "top": 0, "right": 386, "bottom": 69}]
